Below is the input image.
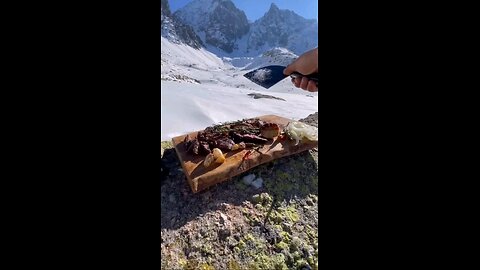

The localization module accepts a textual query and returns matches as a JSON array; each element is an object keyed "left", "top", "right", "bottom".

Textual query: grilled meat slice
[
  {"left": 230, "top": 131, "right": 244, "bottom": 144},
  {"left": 214, "top": 137, "right": 235, "bottom": 151},
  {"left": 199, "top": 141, "right": 211, "bottom": 155},
  {"left": 187, "top": 139, "right": 200, "bottom": 155},
  {"left": 241, "top": 134, "right": 268, "bottom": 143},
  {"left": 183, "top": 134, "right": 192, "bottom": 150}
]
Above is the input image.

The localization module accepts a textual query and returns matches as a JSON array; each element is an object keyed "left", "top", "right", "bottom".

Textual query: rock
[
  {"left": 306, "top": 198, "right": 314, "bottom": 206},
  {"left": 247, "top": 93, "right": 286, "bottom": 101},
  {"left": 290, "top": 236, "right": 302, "bottom": 252},
  {"left": 174, "top": 0, "right": 249, "bottom": 53},
  {"left": 251, "top": 194, "right": 261, "bottom": 204},
  {"left": 260, "top": 192, "right": 272, "bottom": 204},
  {"left": 264, "top": 229, "right": 281, "bottom": 245},
  {"left": 282, "top": 222, "right": 293, "bottom": 233},
  {"left": 242, "top": 174, "right": 256, "bottom": 185},
  {"left": 227, "top": 237, "right": 238, "bottom": 248},
  {"left": 299, "top": 112, "right": 318, "bottom": 128},
  {"left": 251, "top": 177, "right": 263, "bottom": 189},
  {"left": 219, "top": 212, "right": 229, "bottom": 224},
  {"left": 218, "top": 227, "right": 231, "bottom": 240},
  {"left": 159, "top": 112, "right": 319, "bottom": 269},
  {"left": 161, "top": 0, "right": 203, "bottom": 49}
]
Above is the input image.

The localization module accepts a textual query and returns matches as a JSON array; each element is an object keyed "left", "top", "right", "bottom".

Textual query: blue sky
[{"left": 169, "top": 0, "right": 318, "bottom": 22}]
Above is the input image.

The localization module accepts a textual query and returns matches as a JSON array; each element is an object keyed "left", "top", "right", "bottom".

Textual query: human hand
[{"left": 283, "top": 48, "right": 318, "bottom": 92}]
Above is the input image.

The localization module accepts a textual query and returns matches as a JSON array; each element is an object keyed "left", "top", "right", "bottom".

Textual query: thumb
[{"left": 283, "top": 63, "right": 296, "bottom": 76}]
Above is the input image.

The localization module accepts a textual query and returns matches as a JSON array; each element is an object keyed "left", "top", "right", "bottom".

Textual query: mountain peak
[
  {"left": 174, "top": 0, "right": 249, "bottom": 53},
  {"left": 269, "top": 2, "right": 279, "bottom": 12}
]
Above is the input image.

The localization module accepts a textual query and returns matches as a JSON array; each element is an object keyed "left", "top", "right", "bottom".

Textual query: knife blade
[{"left": 243, "top": 65, "right": 318, "bottom": 89}]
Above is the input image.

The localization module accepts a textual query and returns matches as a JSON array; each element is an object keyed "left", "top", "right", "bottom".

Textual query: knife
[{"left": 243, "top": 65, "right": 319, "bottom": 89}]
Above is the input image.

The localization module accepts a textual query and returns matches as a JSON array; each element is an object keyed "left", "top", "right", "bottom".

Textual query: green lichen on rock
[
  {"left": 294, "top": 258, "right": 309, "bottom": 269},
  {"left": 181, "top": 259, "right": 216, "bottom": 270},
  {"left": 251, "top": 194, "right": 261, "bottom": 204},
  {"left": 247, "top": 254, "right": 288, "bottom": 270},
  {"left": 289, "top": 236, "right": 303, "bottom": 252},
  {"left": 283, "top": 206, "right": 300, "bottom": 223},
  {"left": 237, "top": 239, "right": 246, "bottom": 250},
  {"left": 161, "top": 140, "right": 174, "bottom": 157},
  {"left": 161, "top": 140, "right": 173, "bottom": 149},
  {"left": 275, "top": 241, "right": 289, "bottom": 251},
  {"left": 266, "top": 205, "right": 300, "bottom": 225},
  {"left": 201, "top": 243, "right": 215, "bottom": 256},
  {"left": 243, "top": 233, "right": 266, "bottom": 251},
  {"left": 227, "top": 260, "right": 242, "bottom": 270},
  {"left": 279, "top": 231, "right": 291, "bottom": 243}
]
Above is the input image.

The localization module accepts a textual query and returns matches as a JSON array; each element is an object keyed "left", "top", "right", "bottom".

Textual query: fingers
[
  {"left": 306, "top": 80, "right": 318, "bottom": 92},
  {"left": 291, "top": 76, "right": 318, "bottom": 92},
  {"left": 291, "top": 77, "right": 301, "bottom": 88},
  {"left": 300, "top": 76, "right": 309, "bottom": 90}
]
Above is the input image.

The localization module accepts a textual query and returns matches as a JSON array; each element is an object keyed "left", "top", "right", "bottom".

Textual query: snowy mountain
[
  {"left": 161, "top": 0, "right": 204, "bottom": 49},
  {"left": 174, "top": 0, "right": 249, "bottom": 53},
  {"left": 161, "top": 36, "right": 228, "bottom": 84},
  {"left": 243, "top": 47, "right": 298, "bottom": 70},
  {"left": 173, "top": 0, "right": 317, "bottom": 56},
  {"left": 246, "top": 3, "right": 318, "bottom": 56}
]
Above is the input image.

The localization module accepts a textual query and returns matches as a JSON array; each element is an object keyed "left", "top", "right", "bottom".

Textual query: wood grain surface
[{"left": 171, "top": 115, "right": 318, "bottom": 193}]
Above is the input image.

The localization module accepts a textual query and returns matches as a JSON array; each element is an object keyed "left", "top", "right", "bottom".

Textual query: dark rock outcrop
[{"left": 161, "top": 0, "right": 204, "bottom": 49}]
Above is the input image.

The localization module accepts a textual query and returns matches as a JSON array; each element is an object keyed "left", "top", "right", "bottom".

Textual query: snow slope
[
  {"left": 161, "top": 38, "right": 317, "bottom": 141},
  {"left": 161, "top": 37, "right": 225, "bottom": 73},
  {"left": 161, "top": 81, "right": 318, "bottom": 141}
]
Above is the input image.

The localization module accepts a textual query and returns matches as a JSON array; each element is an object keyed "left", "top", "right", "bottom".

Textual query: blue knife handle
[{"left": 290, "top": 72, "right": 319, "bottom": 86}]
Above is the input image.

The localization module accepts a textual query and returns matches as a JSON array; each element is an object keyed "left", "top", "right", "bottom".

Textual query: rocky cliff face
[
  {"left": 246, "top": 3, "right": 318, "bottom": 55},
  {"left": 161, "top": 0, "right": 204, "bottom": 49},
  {"left": 174, "top": 0, "right": 250, "bottom": 53},
  {"left": 173, "top": 0, "right": 317, "bottom": 56}
]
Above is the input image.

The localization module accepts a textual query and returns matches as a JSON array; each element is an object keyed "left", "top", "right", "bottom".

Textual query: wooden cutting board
[{"left": 171, "top": 115, "right": 318, "bottom": 193}]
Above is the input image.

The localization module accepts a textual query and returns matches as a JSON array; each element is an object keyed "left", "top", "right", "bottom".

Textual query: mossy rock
[{"left": 161, "top": 140, "right": 174, "bottom": 157}]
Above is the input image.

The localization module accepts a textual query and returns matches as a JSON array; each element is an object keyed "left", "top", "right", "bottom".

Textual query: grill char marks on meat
[
  {"left": 229, "top": 131, "right": 268, "bottom": 144},
  {"left": 199, "top": 141, "right": 211, "bottom": 155},
  {"left": 230, "top": 131, "right": 244, "bottom": 144},
  {"left": 214, "top": 137, "right": 235, "bottom": 151},
  {"left": 241, "top": 134, "right": 268, "bottom": 143},
  {"left": 187, "top": 139, "right": 200, "bottom": 155},
  {"left": 184, "top": 118, "right": 273, "bottom": 156}
]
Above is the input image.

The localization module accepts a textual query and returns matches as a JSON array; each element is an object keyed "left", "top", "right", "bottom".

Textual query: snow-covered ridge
[
  {"left": 161, "top": 37, "right": 226, "bottom": 73},
  {"left": 173, "top": 0, "right": 317, "bottom": 57},
  {"left": 221, "top": 47, "right": 297, "bottom": 70}
]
